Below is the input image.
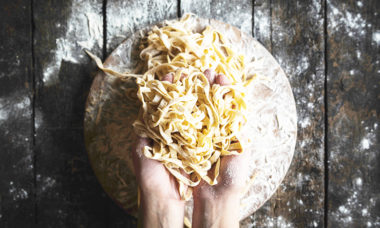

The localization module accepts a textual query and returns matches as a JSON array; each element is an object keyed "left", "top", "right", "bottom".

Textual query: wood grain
[
  {"left": 33, "top": 0, "right": 108, "bottom": 226},
  {"left": 253, "top": 0, "right": 272, "bottom": 52},
  {"left": 181, "top": 0, "right": 253, "bottom": 35},
  {"left": 106, "top": 0, "right": 178, "bottom": 54},
  {"left": 0, "top": 1, "right": 34, "bottom": 226},
  {"left": 105, "top": 1, "right": 177, "bottom": 226},
  {"left": 0, "top": 0, "right": 378, "bottom": 226},
  {"left": 327, "top": 0, "right": 380, "bottom": 227},
  {"left": 245, "top": 0, "right": 326, "bottom": 227}
]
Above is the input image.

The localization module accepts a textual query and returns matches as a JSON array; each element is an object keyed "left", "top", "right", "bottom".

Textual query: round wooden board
[{"left": 84, "top": 17, "right": 297, "bottom": 223}]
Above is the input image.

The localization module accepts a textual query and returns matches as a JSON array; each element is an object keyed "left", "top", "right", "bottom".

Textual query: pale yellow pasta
[{"left": 87, "top": 14, "right": 255, "bottom": 200}]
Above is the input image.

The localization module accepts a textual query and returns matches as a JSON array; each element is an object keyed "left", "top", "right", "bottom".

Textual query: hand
[
  {"left": 191, "top": 151, "right": 250, "bottom": 228},
  {"left": 191, "top": 69, "right": 249, "bottom": 228},
  {"left": 131, "top": 137, "right": 185, "bottom": 228}
]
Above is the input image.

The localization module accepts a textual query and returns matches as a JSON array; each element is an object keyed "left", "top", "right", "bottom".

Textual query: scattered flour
[
  {"left": 360, "top": 138, "right": 371, "bottom": 149},
  {"left": 295, "top": 57, "right": 310, "bottom": 75},
  {"left": 339, "top": 205, "right": 349, "bottom": 214},
  {"left": 359, "top": 126, "right": 376, "bottom": 150},
  {"left": 14, "top": 96, "right": 30, "bottom": 110},
  {"left": 248, "top": 214, "right": 294, "bottom": 228},
  {"left": 0, "top": 95, "right": 32, "bottom": 124},
  {"left": 0, "top": 109, "right": 9, "bottom": 122},
  {"left": 362, "top": 208, "right": 368, "bottom": 216},
  {"left": 34, "top": 108, "right": 43, "bottom": 130},
  {"left": 299, "top": 117, "right": 311, "bottom": 128},
  {"left": 329, "top": 2, "right": 367, "bottom": 37},
  {"left": 106, "top": 0, "right": 177, "bottom": 51},
  {"left": 254, "top": 9, "right": 271, "bottom": 40},
  {"left": 37, "top": 175, "right": 57, "bottom": 192},
  {"left": 355, "top": 177, "right": 362, "bottom": 187},
  {"left": 9, "top": 181, "right": 29, "bottom": 201},
  {"left": 372, "top": 31, "right": 380, "bottom": 45},
  {"left": 42, "top": 0, "right": 103, "bottom": 86}
]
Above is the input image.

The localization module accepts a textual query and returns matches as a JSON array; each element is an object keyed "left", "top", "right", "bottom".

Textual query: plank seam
[
  {"left": 177, "top": 0, "right": 182, "bottom": 18},
  {"left": 252, "top": 0, "right": 255, "bottom": 37},
  {"left": 323, "top": 0, "right": 329, "bottom": 227},
  {"left": 30, "top": 0, "right": 37, "bottom": 225},
  {"left": 269, "top": 0, "right": 273, "bottom": 51},
  {"left": 103, "top": 0, "right": 107, "bottom": 60},
  {"left": 102, "top": 2, "right": 111, "bottom": 227}
]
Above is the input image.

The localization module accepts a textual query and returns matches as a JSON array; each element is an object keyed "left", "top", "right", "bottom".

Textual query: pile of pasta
[{"left": 87, "top": 14, "right": 255, "bottom": 200}]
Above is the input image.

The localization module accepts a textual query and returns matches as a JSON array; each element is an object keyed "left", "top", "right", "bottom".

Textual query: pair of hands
[
  {"left": 131, "top": 70, "right": 250, "bottom": 227},
  {"left": 132, "top": 137, "right": 250, "bottom": 228}
]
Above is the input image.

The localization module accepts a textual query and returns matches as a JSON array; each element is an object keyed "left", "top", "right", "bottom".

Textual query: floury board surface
[
  {"left": 0, "top": 0, "right": 379, "bottom": 227},
  {"left": 84, "top": 16, "right": 297, "bottom": 224}
]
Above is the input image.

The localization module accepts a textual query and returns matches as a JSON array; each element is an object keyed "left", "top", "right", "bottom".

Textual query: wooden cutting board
[{"left": 84, "top": 17, "right": 297, "bottom": 223}]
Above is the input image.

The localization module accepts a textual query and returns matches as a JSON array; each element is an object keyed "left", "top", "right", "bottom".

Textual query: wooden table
[{"left": 0, "top": 0, "right": 379, "bottom": 227}]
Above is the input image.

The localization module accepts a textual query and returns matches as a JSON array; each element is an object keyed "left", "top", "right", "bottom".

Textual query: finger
[
  {"left": 180, "top": 73, "right": 188, "bottom": 81},
  {"left": 214, "top": 73, "right": 232, "bottom": 86},
  {"left": 131, "top": 136, "right": 153, "bottom": 172},
  {"left": 161, "top": 72, "right": 174, "bottom": 82},
  {"left": 203, "top": 69, "right": 216, "bottom": 85},
  {"left": 219, "top": 152, "right": 250, "bottom": 183}
]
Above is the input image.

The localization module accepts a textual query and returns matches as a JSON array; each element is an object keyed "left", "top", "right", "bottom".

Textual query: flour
[
  {"left": 359, "top": 125, "right": 376, "bottom": 150},
  {"left": 248, "top": 215, "right": 294, "bottom": 228},
  {"left": 362, "top": 208, "right": 368, "bottom": 216},
  {"left": 0, "top": 109, "right": 9, "bottom": 122},
  {"left": 14, "top": 96, "right": 30, "bottom": 110},
  {"left": 355, "top": 177, "right": 362, "bottom": 187},
  {"left": 299, "top": 117, "right": 311, "bottom": 128},
  {"left": 0, "top": 96, "right": 31, "bottom": 123},
  {"left": 307, "top": 102, "right": 314, "bottom": 109},
  {"left": 339, "top": 205, "right": 349, "bottom": 214},
  {"left": 254, "top": 9, "right": 270, "bottom": 40},
  {"left": 34, "top": 108, "right": 42, "bottom": 129},
  {"left": 106, "top": 0, "right": 177, "bottom": 52},
  {"left": 331, "top": 183, "right": 379, "bottom": 226},
  {"left": 372, "top": 31, "right": 380, "bottom": 45},
  {"left": 42, "top": 0, "right": 103, "bottom": 86},
  {"left": 295, "top": 57, "right": 310, "bottom": 75},
  {"left": 360, "top": 138, "right": 370, "bottom": 149},
  {"left": 37, "top": 174, "right": 56, "bottom": 192},
  {"left": 329, "top": 2, "right": 367, "bottom": 37},
  {"left": 9, "top": 181, "right": 29, "bottom": 201}
]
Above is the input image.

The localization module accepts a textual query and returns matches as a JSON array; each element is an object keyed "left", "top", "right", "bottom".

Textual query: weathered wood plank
[
  {"left": 327, "top": 0, "right": 380, "bottom": 227},
  {"left": 33, "top": 0, "right": 107, "bottom": 226},
  {"left": 245, "top": 0, "right": 326, "bottom": 227},
  {"left": 105, "top": 0, "right": 178, "bottom": 225},
  {"left": 253, "top": 0, "right": 272, "bottom": 52},
  {"left": 181, "top": 0, "right": 253, "bottom": 35},
  {"left": 0, "top": 0, "right": 35, "bottom": 226},
  {"left": 106, "top": 0, "right": 178, "bottom": 54}
]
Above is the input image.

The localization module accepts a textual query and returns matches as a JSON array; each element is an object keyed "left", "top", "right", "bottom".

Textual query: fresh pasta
[{"left": 86, "top": 14, "right": 255, "bottom": 200}]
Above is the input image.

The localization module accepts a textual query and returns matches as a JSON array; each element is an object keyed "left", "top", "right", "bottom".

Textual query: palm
[
  {"left": 132, "top": 137, "right": 181, "bottom": 200},
  {"left": 193, "top": 150, "right": 250, "bottom": 199}
]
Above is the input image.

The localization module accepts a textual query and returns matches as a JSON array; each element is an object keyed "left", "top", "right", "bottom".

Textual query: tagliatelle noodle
[{"left": 86, "top": 14, "right": 255, "bottom": 200}]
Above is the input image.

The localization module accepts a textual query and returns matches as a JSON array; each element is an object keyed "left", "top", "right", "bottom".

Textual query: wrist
[
  {"left": 139, "top": 191, "right": 185, "bottom": 228},
  {"left": 192, "top": 192, "right": 240, "bottom": 228}
]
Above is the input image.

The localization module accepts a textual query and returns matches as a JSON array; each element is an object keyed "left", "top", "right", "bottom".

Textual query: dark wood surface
[
  {"left": 327, "top": 0, "right": 380, "bottom": 227},
  {"left": 0, "top": 0, "right": 379, "bottom": 227}
]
